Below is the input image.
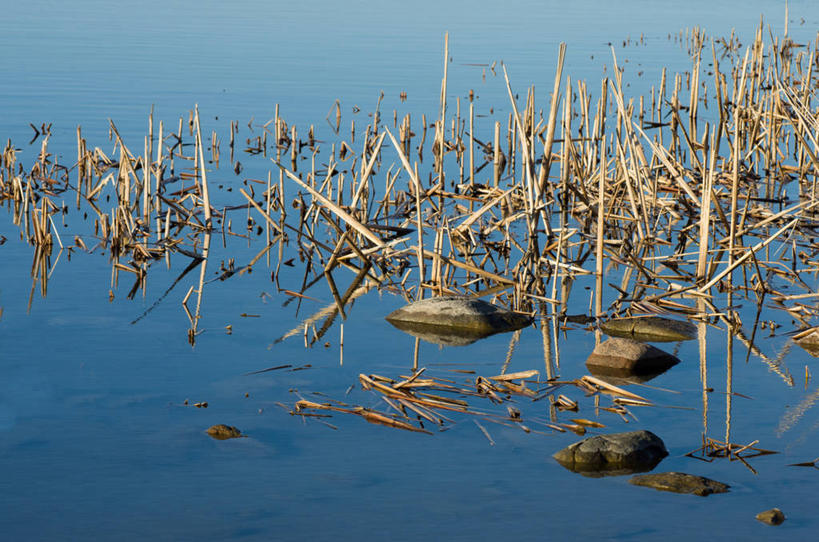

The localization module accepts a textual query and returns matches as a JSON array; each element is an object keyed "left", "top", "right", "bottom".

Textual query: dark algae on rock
[
  {"left": 629, "top": 472, "right": 730, "bottom": 496},
  {"left": 206, "top": 424, "right": 243, "bottom": 440},
  {"left": 600, "top": 316, "right": 697, "bottom": 342}
]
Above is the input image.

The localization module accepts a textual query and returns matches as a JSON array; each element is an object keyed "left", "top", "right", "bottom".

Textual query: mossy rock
[
  {"left": 629, "top": 472, "right": 730, "bottom": 496},
  {"left": 756, "top": 508, "right": 785, "bottom": 525},
  {"left": 206, "top": 424, "right": 243, "bottom": 440}
]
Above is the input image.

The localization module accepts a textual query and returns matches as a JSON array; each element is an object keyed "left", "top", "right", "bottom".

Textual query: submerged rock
[
  {"left": 385, "top": 296, "right": 532, "bottom": 344},
  {"left": 629, "top": 472, "right": 730, "bottom": 496},
  {"left": 553, "top": 430, "right": 668, "bottom": 477},
  {"left": 585, "top": 337, "right": 680, "bottom": 375},
  {"left": 601, "top": 316, "right": 696, "bottom": 342},
  {"left": 756, "top": 508, "right": 786, "bottom": 525},
  {"left": 206, "top": 424, "right": 243, "bottom": 440}
]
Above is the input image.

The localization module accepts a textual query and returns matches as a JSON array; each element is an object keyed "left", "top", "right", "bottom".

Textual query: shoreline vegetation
[{"left": 2, "top": 21, "right": 819, "bottom": 459}]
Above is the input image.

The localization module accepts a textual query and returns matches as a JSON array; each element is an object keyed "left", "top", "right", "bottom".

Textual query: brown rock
[
  {"left": 629, "top": 472, "right": 730, "bottom": 496},
  {"left": 756, "top": 508, "right": 786, "bottom": 525},
  {"left": 206, "top": 424, "right": 243, "bottom": 440},
  {"left": 586, "top": 337, "right": 680, "bottom": 375}
]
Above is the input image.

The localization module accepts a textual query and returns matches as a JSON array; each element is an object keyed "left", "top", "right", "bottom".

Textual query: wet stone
[
  {"left": 385, "top": 296, "right": 532, "bottom": 342},
  {"left": 553, "top": 430, "right": 668, "bottom": 477},
  {"left": 206, "top": 424, "right": 243, "bottom": 440},
  {"left": 629, "top": 472, "right": 730, "bottom": 497},
  {"left": 601, "top": 316, "right": 696, "bottom": 342},
  {"left": 585, "top": 337, "right": 680, "bottom": 375},
  {"left": 756, "top": 508, "right": 786, "bottom": 526}
]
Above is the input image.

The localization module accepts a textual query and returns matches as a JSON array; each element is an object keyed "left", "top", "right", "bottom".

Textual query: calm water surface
[{"left": 2, "top": 1, "right": 819, "bottom": 540}]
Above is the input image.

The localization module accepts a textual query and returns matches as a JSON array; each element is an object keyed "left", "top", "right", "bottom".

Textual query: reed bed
[{"left": 2, "top": 23, "right": 819, "bottom": 453}]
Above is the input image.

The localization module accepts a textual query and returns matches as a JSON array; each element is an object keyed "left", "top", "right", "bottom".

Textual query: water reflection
[
  {"left": 386, "top": 319, "right": 499, "bottom": 346},
  {"left": 554, "top": 457, "right": 665, "bottom": 479},
  {"left": 1, "top": 21, "right": 819, "bottom": 482}
]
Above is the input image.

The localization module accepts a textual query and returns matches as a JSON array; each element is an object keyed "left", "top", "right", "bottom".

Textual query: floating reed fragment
[{"left": 288, "top": 367, "right": 671, "bottom": 437}]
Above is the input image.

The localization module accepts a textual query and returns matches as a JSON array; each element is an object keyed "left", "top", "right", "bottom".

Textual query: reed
[{"left": 1, "top": 23, "right": 817, "bottom": 390}]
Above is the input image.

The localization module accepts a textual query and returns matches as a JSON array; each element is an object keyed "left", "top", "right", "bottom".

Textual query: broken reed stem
[
  {"left": 595, "top": 133, "right": 606, "bottom": 319},
  {"left": 540, "top": 42, "right": 567, "bottom": 193},
  {"left": 696, "top": 126, "right": 714, "bottom": 282},
  {"left": 276, "top": 161, "right": 384, "bottom": 248},
  {"left": 698, "top": 219, "right": 798, "bottom": 294},
  {"left": 592, "top": 74, "right": 609, "bottom": 320},
  {"left": 384, "top": 127, "right": 426, "bottom": 292}
]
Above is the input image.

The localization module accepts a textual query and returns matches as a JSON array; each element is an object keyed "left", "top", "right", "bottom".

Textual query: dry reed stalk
[
  {"left": 698, "top": 218, "right": 798, "bottom": 294},
  {"left": 194, "top": 106, "right": 212, "bottom": 228},
  {"left": 502, "top": 66, "right": 550, "bottom": 251},
  {"left": 413, "top": 247, "right": 514, "bottom": 285},
  {"left": 239, "top": 188, "right": 283, "bottom": 235},
  {"left": 492, "top": 121, "right": 502, "bottom": 186},
  {"left": 276, "top": 162, "right": 384, "bottom": 248},
  {"left": 539, "top": 42, "right": 567, "bottom": 193},
  {"left": 696, "top": 126, "right": 715, "bottom": 282},
  {"left": 383, "top": 128, "right": 426, "bottom": 292}
]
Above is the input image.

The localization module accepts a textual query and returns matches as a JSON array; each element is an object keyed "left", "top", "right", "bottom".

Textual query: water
[{"left": 2, "top": 1, "right": 819, "bottom": 540}]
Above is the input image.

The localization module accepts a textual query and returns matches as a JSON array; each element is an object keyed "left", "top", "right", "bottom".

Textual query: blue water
[{"left": 3, "top": 1, "right": 819, "bottom": 540}]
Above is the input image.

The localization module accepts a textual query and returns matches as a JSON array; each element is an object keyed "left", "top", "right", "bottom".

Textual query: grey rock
[
  {"left": 585, "top": 337, "right": 680, "bottom": 375},
  {"left": 629, "top": 472, "right": 730, "bottom": 496},
  {"left": 206, "top": 424, "right": 242, "bottom": 440},
  {"left": 601, "top": 316, "right": 697, "bottom": 342},
  {"left": 553, "top": 430, "right": 668, "bottom": 476},
  {"left": 386, "top": 297, "right": 532, "bottom": 342},
  {"left": 756, "top": 508, "right": 786, "bottom": 525}
]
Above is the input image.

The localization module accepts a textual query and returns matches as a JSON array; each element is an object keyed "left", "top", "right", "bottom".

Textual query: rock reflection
[{"left": 386, "top": 319, "right": 498, "bottom": 346}]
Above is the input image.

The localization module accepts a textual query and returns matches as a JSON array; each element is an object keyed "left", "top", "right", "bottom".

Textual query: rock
[
  {"left": 386, "top": 296, "right": 532, "bottom": 343},
  {"left": 553, "top": 430, "right": 668, "bottom": 476},
  {"left": 601, "top": 316, "right": 697, "bottom": 342},
  {"left": 585, "top": 337, "right": 681, "bottom": 375},
  {"left": 563, "top": 314, "right": 595, "bottom": 325},
  {"left": 206, "top": 424, "right": 242, "bottom": 440},
  {"left": 629, "top": 472, "right": 730, "bottom": 496},
  {"left": 756, "top": 508, "right": 786, "bottom": 525},
  {"left": 794, "top": 327, "right": 819, "bottom": 357}
]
